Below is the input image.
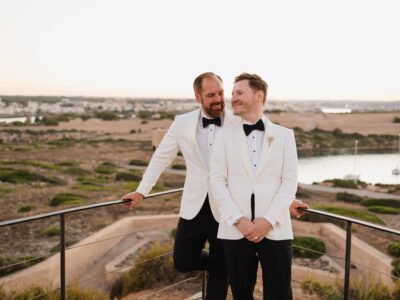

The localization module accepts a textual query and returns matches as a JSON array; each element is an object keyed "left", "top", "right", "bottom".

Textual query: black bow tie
[
  {"left": 243, "top": 119, "right": 265, "bottom": 136},
  {"left": 202, "top": 117, "right": 221, "bottom": 128}
]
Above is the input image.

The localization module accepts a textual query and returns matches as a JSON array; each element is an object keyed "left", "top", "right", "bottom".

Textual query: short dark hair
[
  {"left": 234, "top": 73, "right": 268, "bottom": 103},
  {"left": 193, "top": 72, "right": 223, "bottom": 95}
]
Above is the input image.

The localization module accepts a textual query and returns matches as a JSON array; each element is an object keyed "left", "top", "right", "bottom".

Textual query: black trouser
[
  {"left": 173, "top": 196, "right": 228, "bottom": 300},
  {"left": 222, "top": 238, "right": 293, "bottom": 300}
]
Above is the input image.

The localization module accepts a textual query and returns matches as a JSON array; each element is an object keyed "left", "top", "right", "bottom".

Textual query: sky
[{"left": 0, "top": 0, "right": 399, "bottom": 100}]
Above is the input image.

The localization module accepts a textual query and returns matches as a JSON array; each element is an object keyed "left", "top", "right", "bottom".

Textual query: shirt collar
[
  {"left": 200, "top": 109, "right": 225, "bottom": 126},
  {"left": 242, "top": 114, "right": 266, "bottom": 126}
]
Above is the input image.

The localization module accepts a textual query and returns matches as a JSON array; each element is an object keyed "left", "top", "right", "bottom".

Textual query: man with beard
[{"left": 122, "top": 72, "right": 307, "bottom": 300}]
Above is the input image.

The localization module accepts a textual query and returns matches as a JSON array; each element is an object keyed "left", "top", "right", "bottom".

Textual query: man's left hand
[
  {"left": 290, "top": 198, "right": 309, "bottom": 218},
  {"left": 246, "top": 218, "right": 272, "bottom": 243}
]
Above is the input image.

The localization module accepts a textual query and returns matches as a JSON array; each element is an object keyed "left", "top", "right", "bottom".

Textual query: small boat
[{"left": 344, "top": 140, "right": 360, "bottom": 181}]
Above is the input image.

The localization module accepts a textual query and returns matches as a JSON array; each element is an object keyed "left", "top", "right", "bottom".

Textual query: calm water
[{"left": 298, "top": 153, "right": 400, "bottom": 184}]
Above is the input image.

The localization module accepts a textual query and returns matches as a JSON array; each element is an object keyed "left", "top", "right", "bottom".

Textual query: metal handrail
[{"left": 1, "top": 191, "right": 400, "bottom": 300}]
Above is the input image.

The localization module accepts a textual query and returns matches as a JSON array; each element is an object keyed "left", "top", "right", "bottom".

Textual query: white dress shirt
[
  {"left": 227, "top": 115, "right": 276, "bottom": 228},
  {"left": 196, "top": 110, "right": 224, "bottom": 168}
]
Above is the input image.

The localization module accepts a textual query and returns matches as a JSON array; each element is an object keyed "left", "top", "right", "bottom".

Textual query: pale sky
[{"left": 0, "top": 0, "right": 399, "bottom": 100}]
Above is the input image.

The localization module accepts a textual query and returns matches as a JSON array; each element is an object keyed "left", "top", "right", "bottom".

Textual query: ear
[
  {"left": 256, "top": 90, "right": 264, "bottom": 104},
  {"left": 195, "top": 93, "right": 202, "bottom": 104}
]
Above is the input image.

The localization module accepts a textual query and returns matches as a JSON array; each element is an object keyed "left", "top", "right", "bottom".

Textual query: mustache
[{"left": 210, "top": 102, "right": 224, "bottom": 108}]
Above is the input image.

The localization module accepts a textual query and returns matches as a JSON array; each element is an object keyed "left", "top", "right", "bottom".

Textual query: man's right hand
[
  {"left": 235, "top": 217, "right": 255, "bottom": 239},
  {"left": 122, "top": 192, "right": 144, "bottom": 210}
]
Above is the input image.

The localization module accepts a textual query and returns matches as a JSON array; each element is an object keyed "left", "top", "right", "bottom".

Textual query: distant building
[{"left": 320, "top": 108, "right": 352, "bottom": 114}]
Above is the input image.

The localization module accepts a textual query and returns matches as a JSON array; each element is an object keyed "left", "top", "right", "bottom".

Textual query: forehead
[
  {"left": 233, "top": 80, "right": 250, "bottom": 91},
  {"left": 201, "top": 77, "right": 223, "bottom": 93}
]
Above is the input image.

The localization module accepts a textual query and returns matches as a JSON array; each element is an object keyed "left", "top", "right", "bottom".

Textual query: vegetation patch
[
  {"left": 0, "top": 283, "right": 107, "bottom": 299},
  {"left": 367, "top": 206, "right": 400, "bottom": 214},
  {"left": 121, "top": 182, "right": 140, "bottom": 191},
  {"left": 388, "top": 243, "right": 400, "bottom": 257},
  {"left": 0, "top": 186, "right": 14, "bottom": 197},
  {"left": 361, "top": 198, "right": 400, "bottom": 208},
  {"left": 18, "top": 205, "right": 36, "bottom": 213},
  {"left": 49, "top": 193, "right": 86, "bottom": 206},
  {"left": 110, "top": 241, "right": 180, "bottom": 298},
  {"left": 0, "top": 255, "right": 44, "bottom": 277},
  {"left": 115, "top": 172, "right": 142, "bottom": 181},
  {"left": 71, "top": 184, "right": 118, "bottom": 192},
  {"left": 56, "top": 160, "right": 81, "bottom": 166},
  {"left": 129, "top": 159, "right": 149, "bottom": 166},
  {"left": 336, "top": 192, "right": 363, "bottom": 203},
  {"left": 0, "top": 167, "right": 64, "bottom": 185},
  {"left": 171, "top": 164, "right": 186, "bottom": 170},
  {"left": 293, "top": 236, "right": 325, "bottom": 259},
  {"left": 0, "top": 160, "right": 60, "bottom": 170},
  {"left": 296, "top": 186, "right": 311, "bottom": 198},
  {"left": 323, "top": 178, "right": 359, "bottom": 189},
  {"left": 95, "top": 111, "right": 120, "bottom": 120},
  {"left": 77, "top": 175, "right": 109, "bottom": 185},
  {"left": 64, "top": 167, "right": 91, "bottom": 176},
  {"left": 94, "top": 162, "right": 117, "bottom": 174},
  {"left": 41, "top": 227, "right": 61, "bottom": 237},
  {"left": 313, "top": 205, "right": 385, "bottom": 225},
  {"left": 392, "top": 257, "right": 400, "bottom": 278}
]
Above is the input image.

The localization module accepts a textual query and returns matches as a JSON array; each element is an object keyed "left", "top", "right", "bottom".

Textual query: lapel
[
  {"left": 187, "top": 109, "right": 208, "bottom": 171},
  {"left": 255, "top": 116, "right": 274, "bottom": 178},
  {"left": 233, "top": 120, "right": 254, "bottom": 179},
  {"left": 223, "top": 109, "right": 236, "bottom": 127}
]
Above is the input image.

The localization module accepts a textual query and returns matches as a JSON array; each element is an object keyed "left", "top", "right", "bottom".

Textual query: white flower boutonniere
[{"left": 267, "top": 136, "right": 274, "bottom": 147}]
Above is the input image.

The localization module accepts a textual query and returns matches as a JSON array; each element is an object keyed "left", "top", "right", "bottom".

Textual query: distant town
[{"left": 1, "top": 95, "right": 400, "bottom": 117}]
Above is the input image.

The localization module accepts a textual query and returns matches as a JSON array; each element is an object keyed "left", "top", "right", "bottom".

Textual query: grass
[
  {"left": 41, "top": 227, "right": 60, "bottom": 237},
  {"left": 94, "top": 165, "right": 117, "bottom": 174},
  {"left": 313, "top": 205, "right": 386, "bottom": 225},
  {"left": 361, "top": 198, "right": 400, "bottom": 208},
  {"left": 77, "top": 175, "right": 109, "bottom": 185},
  {"left": 110, "top": 241, "right": 178, "bottom": 298},
  {"left": 64, "top": 167, "right": 91, "bottom": 176},
  {"left": 293, "top": 236, "right": 325, "bottom": 258},
  {"left": 18, "top": 205, "right": 36, "bottom": 213},
  {"left": 0, "top": 160, "right": 61, "bottom": 170},
  {"left": 115, "top": 171, "right": 142, "bottom": 181},
  {"left": 121, "top": 182, "right": 140, "bottom": 191},
  {"left": 49, "top": 193, "right": 86, "bottom": 206},
  {"left": 71, "top": 184, "right": 118, "bottom": 192},
  {"left": 367, "top": 206, "right": 400, "bottom": 214},
  {"left": 336, "top": 192, "right": 363, "bottom": 203},
  {"left": 0, "top": 167, "right": 65, "bottom": 185},
  {"left": 129, "top": 159, "right": 149, "bottom": 166},
  {"left": 0, "top": 282, "right": 108, "bottom": 299},
  {"left": 0, "top": 186, "right": 14, "bottom": 197},
  {"left": 0, "top": 255, "right": 44, "bottom": 277},
  {"left": 323, "top": 178, "right": 359, "bottom": 189},
  {"left": 56, "top": 160, "right": 81, "bottom": 166}
]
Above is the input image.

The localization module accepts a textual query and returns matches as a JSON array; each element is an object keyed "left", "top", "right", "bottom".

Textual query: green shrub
[
  {"left": 394, "top": 116, "right": 400, "bottom": 123},
  {"left": 94, "top": 162, "right": 116, "bottom": 174},
  {"left": 18, "top": 205, "right": 36, "bottom": 213},
  {"left": 163, "top": 181, "right": 184, "bottom": 188},
  {"left": 65, "top": 167, "right": 91, "bottom": 176},
  {"left": 115, "top": 172, "right": 141, "bottom": 181},
  {"left": 323, "top": 178, "right": 358, "bottom": 189},
  {"left": 0, "top": 167, "right": 64, "bottom": 185},
  {"left": 293, "top": 236, "right": 325, "bottom": 258},
  {"left": 56, "top": 160, "right": 81, "bottom": 166},
  {"left": 0, "top": 160, "right": 60, "bottom": 170},
  {"left": 129, "top": 159, "right": 148, "bottom": 166},
  {"left": 171, "top": 164, "right": 186, "bottom": 170},
  {"left": 0, "top": 255, "right": 43, "bottom": 277},
  {"left": 336, "top": 192, "right": 363, "bottom": 203},
  {"left": 110, "top": 241, "right": 179, "bottom": 298},
  {"left": 49, "top": 241, "right": 74, "bottom": 253},
  {"left": 170, "top": 228, "right": 177, "bottom": 238},
  {"left": 314, "top": 205, "right": 385, "bottom": 225},
  {"left": 150, "top": 184, "right": 165, "bottom": 193},
  {"left": 49, "top": 193, "right": 86, "bottom": 206},
  {"left": 361, "top": 198, "right": 400, "bottom": 208},
  {"left": 367, "top": 206, "right": 400, "bottom": 214},
  {"left": 41, "top": 227, "right": 60, "bottom": 237},
  {"left": 77, "top": 175, "right": 109, "bottom": 185},
  {"left": 392, "top": 257, "right": 400, "bottom": 278},
  {"left": 95, "top": 111, "right": 119, "bottom": 120},
  {"left": 301, "top": 278, "right": 338, "bottom": 300},
  {"left": 141, "top": 120, "right": 148, "bottom": 124},
  {"left": 388, "top": 243, "right": 400, "bottom": 257},
  {"left": 122, "top": 182, "right": 140, "bottom": 191}
]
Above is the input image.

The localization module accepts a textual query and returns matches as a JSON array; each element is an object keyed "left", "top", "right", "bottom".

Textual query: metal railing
[{"left": 1, "top": 191, "right": 400, "bottom": 300}]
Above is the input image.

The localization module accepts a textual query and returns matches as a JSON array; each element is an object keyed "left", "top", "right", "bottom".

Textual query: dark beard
[{"left": 204, "top": 101, "right": 225, "bottom": 118}]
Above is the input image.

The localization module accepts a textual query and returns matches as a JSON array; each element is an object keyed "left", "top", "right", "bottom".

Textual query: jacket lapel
[
  {"left": 187, "top": 109, "right": 208, "bottom": 171},
  {"left": 233, "top": 121, "right": 254, "bottom": 178},
  {"left": 255, "top": 117, "right": 274, "bottom": 178}
]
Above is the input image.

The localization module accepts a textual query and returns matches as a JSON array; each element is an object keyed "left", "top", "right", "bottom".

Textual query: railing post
[
  {"left": 344, "top": 221, "right": 352, "bottom": 300},
  {"left": 202, "top": 270, "right": 206, "bottom": 300},
  {"left": 60, "top": 213, "right": 66, "bottom": 300}
]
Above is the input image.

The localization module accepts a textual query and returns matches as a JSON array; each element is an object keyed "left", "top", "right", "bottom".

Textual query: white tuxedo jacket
[
  {"left": 136, "top": 109, "right": 239, "bottom": 221},
  {"left": 209, "top": 116, "right": 298, "bottom": 240}
]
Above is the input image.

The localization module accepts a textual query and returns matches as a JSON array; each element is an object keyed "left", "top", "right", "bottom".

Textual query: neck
[{"left": 240, "top": 110, "right": 263, "bottom": 123}]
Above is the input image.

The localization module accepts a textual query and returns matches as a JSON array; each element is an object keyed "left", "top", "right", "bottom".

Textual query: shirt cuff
[
  {"left": 263, "top": 215, "right": 276, "bottom": 229},
  {"left": 226, "top": 213, "right": 244, "bottom": 227}
]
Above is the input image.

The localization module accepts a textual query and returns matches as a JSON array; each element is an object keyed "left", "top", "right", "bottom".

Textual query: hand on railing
[
  {"left": 121, "top": 192, "right": 144, "bottom": 210},
  {"left": 290, "top": 198, "right": 309, "bottom": 218}
]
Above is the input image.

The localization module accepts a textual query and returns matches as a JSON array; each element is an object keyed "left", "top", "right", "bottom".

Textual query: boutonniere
[{"left": 267, "top": 136, "right": 274, "bottom": 147}]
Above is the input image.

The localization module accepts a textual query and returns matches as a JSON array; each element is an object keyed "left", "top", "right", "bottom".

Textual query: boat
[
  {"left": 344, "top": 140, "right": 360, "bottom": 181},
  {"left": 392, "top": 134, "right": 400, "bottom": 175}
]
